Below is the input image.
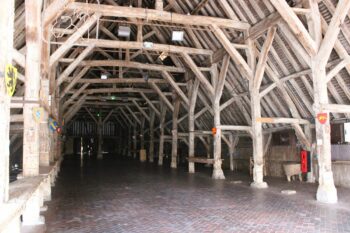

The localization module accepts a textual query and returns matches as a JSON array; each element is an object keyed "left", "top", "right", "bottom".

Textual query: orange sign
[
  {"left": 317, "top": 113, "right": 327, "bottom": 124},
  {"left": 212, "top": 127, "right": 217, "bottom": 136}
]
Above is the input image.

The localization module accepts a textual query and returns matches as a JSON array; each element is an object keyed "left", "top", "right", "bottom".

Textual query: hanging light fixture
[
  {"left": 172, "top": 31, "right": 184, "bottom": 42},
  {"left": 118, "top": 25, "right": 131, "bottom": 37}
]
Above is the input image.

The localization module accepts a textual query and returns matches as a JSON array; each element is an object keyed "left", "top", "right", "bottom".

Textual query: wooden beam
[
  {"left": 269, "top": 0, "right": 317, "bottom": 56},
  {"left": 60, "top": 67, "right": 90, "bottom": 98},
  {"left": 67, "top": 39, "right": 213, "bottom": 56},
  {"left": 43, "top": 0, "right": 75, "bottom": 27},
  {"left": 171, "top": 94, "right": 181, "bottom": 168},
  {"left": 181, "top": 53, "right": 215, "bottom": 96},
  {"left": 161, "top": 71, "right": 189, "bottom": 106},
  {"left": 64, "top": 59, "right": 195, "bottom": 73},
  {"left": 125, "top": 106, "right": 142, "bottom": 125},
  {"left": 256, "top": 117, "right": 310, "bottom": 125},
  {"left": 49, "top": 13, "right": 99, "bottom": 66},
  {"left": 132, "top": 100, "right": 150, "bottom": 121},
  {"left": 253, "top": 27, "right": 277, "bottom": 89},
  {"left": 140, "top": 92, "right": 160, "bottom": 116},
  {"left": 326, "top": 56, "right": 350, "bottom": 82},
  {"left": 66, "top": 3, "right": 250, "bottom": 30},
  {"left": 218, "top": 125, "right": 252, "bottom": 132},
  {"left": 149, "top": 82, "right": 174, "bottom": 112},
  {"left": 191, "top": 0, "right": 210, "bottom": 14},
  {"left": 211, "top": 24, "right": 253, "bottom": 80},
  {"left": 62, "top": 83, "right": 89, "bottom": 111},
  {"left": 77, "top": 77, "right": 168, "bottom": 84},
  {"left": 318, "top": 0, "right": 350, "bottom": 66},
  {"left": 56, "top": 45, "right": 94, "bottom": 87}
]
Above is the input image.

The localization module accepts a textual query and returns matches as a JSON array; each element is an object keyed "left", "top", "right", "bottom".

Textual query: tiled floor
[{"left": 44, "top": 155, "right": 350, "bottom": 233}]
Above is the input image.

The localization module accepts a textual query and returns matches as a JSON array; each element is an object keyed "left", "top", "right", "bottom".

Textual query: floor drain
[{"left": 281, "top": 190, "right": 297, "bottom": 195}]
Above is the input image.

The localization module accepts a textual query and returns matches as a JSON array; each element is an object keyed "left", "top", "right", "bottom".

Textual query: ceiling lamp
[
  {"left": 118, "top": 26, "right": 131, "bottom": 37},
  {"left": 172, "top": 31, "right": 184, "bottom": 42},
  {"left": 101, "top": 72, "right": 109, "bottom": 80}
]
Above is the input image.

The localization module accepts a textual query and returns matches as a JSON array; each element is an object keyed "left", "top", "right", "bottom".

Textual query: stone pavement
[{"left": 44, "top": 155, "right": 350, "bottom": 233}]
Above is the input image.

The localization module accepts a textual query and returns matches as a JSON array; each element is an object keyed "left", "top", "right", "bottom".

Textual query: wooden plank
[
  {"left": 66, "top": 2, "right": 250, "bottom": 30},
  {"left": 140, "top": 92, "right": 160, "bottom": 116}
]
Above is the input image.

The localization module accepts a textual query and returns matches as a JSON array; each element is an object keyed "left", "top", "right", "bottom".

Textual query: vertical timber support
[
  {"left": 250, "top": 27, "right": 276, "bottom": 188},
  {"left": 97, "top": 115, "right": 103, "bottom": 159},
  {"left": 149, "top": 111, "right": 155, "bottom": 162},
  {"left": 212, "top": 56, "right": 230, "bottom": 179},
  {"left": 0, "top": 0, "right": 15, "bottom": 204},
  {"left": 140, "top": 117, "right": 145, "bottom": 150},
  {"left": 23, "top": 0, "right": 43, "bottom": 177},
  {"left": 310, "top": 0, "right": 350, "bottom": 203},
  {"left": 188, "top": 79, "right": 200, "bottom": 173},
  {"left": 133, "top": 125, "right": 137, "bottom": 159},
  {"left": 158, "top": 101, "right": 166, "bottom": 166},
  {"left": 229, "top": 134, "right": 239, "bottom": 171},
  {"left": 171, "top": 93, "right": 181, "bottom": 168}
]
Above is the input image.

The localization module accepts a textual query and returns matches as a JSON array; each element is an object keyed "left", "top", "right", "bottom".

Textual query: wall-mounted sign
[
  {"left": 212, "top": 127, "right": 217, "bottom": 136},
  {"left": 5, "top": 64, "right": 17, "bottom": 96},
  {"left": 49, "top": 118, "right": 58, "bottom": 132},
  {"left": 32, "top": 107, "right": 44, "bottom": 123},
  {"left": 317, "top": 113, "right": 327, "bottom": 124}
]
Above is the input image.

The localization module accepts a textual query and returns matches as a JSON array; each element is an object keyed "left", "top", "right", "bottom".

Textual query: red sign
[
  {"left": 317, "top": 113, "right": 327, "bottom": 124},
  {"left": 300, "top": 150, "right": 308, "bottom": 173},
  {"left": 211, "top": 127, "right": 217, "bottom": 136}
]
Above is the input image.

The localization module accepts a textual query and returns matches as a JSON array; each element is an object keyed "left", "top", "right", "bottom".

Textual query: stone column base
[
  {"left": 212, "top": 168, "right": 225, "bottom": 180},
  {"left": 188, "top": 162, "right": 195, "bottom": 173},
  {"left": 250, "top": 181, "right": 268, "bottom": 189},
  {"left": 316, "top": 171, "right": 338, "bottom": 203}
]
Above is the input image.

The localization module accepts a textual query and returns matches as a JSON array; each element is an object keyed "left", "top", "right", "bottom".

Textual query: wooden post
[
  {"left": 128, "top": 125, "right": 132, "bottom": 157},
  {"left": 205, "top": 136, "right": 211, "bottom": 167},
  {"left": 229, "top": 134, "right": 239, "bottom": 171},
  {"left": 0, "top": 0, "right": 15, "bottom": 203},
  {"left": 140, "top": 117, "right": 145, "bottom": 149},
  {"left": 171, "top": 93, "right": 181, "bottom": 168},
  {"left": 155, "top": 0, "right": 163, "bottom": 11},
  {"left": 133, "top": 125, "right": 137, "bottom": 159},
  {"left": 23, "top": 0, "right": 43, "bottom": 176},
  {"left": 158, "top": 101, "right": 166, "bottom": 166},
  {"left": 149, "top": 111, "right": 155, "bottom": 162},
  {"left": 39, "top": 25, "right": 51, "bottom": 167},
  {"left": 97, "top": 114, "right": 103, "bottom": 159},
  {"left": 188, "top": 79, "right": 200, "bottom": 173},
  {"left": 310, "top": 0, "right": 350, "bottom": 203}
]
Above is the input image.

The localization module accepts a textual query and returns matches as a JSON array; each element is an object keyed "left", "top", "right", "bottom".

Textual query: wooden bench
[{"left": 187, "top": 157, "right": 223, "bottom": 164}]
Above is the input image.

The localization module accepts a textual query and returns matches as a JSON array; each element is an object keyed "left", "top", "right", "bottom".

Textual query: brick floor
[{"left": 44, "top": 155, "right": 350, "bottom": 233}]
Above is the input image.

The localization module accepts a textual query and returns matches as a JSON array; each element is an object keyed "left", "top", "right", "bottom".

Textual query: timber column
[
  {"left": 158, "top": 102, "right": 166, "bottom": 166},
  {"left": 97, "top": 115, "right": 103, "bottom": 159},
  {"left": 249, "top": 87, "right": 267, "bottom": 188},
  {"left": 171, "top": 93, "right": 180, "bottom": 168},
  {"left": 0, "top": 0, "right": 15, "bottom": 204},
  {"left": 312, "top": 61, "right": 337, "bottom": 203},
  {"left": 23, "top": 0, "right": 42, "bottom": 177},
  {"left": 149, "top": 111, "right": 155, "bottom": 162}
]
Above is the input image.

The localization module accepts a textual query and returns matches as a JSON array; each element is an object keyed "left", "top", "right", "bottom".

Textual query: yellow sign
[
  {"left": 5, "top": 64, "right": 17, "bottom": 96},
  {"left": 32, "top": 107, "right": 44, "bottom": 123}
]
